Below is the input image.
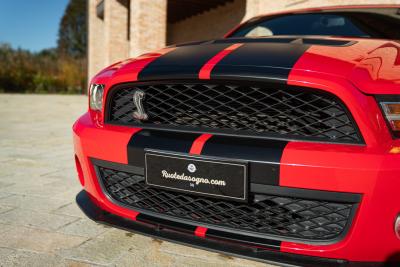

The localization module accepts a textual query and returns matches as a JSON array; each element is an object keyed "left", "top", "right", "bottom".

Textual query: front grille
[
  {"left": 97, "top": 166, "right": 357, "bottom": 242},
  {"left": 107, "top": 82, "right": 362, "bottom": 143}
]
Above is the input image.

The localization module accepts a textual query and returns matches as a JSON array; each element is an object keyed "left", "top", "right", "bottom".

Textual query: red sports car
[{"left": 74, "top": 5, "right": 400, "bottom": 266}]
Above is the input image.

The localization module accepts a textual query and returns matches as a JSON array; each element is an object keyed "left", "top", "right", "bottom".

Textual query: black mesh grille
[
  {"left": 98, "top": 166, "right": 356, "bottom": 242},
  {"left": 107, "top": 82, "right": 362, "bottom": 143}
]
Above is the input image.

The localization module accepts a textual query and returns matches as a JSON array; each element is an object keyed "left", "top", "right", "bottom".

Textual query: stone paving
[{"left": 0, "top": 94, "right": 274, "bottom": 267}]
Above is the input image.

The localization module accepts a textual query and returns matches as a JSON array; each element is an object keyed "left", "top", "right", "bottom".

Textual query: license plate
[{"left": 145, "top": 150, "right": 248, "bottom": 201}]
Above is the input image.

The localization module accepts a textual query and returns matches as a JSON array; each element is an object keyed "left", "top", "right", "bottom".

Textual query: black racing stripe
[
  {"left": 201, "top": 136, "right": 288, "bottom": 186},
  {"left": 127, "top": 129, "right": 200, "bottom": 167},
  {"left": 206, "top": 229, "right": 281, "bottom": 250},
  {"left": 211, "top": 42, "right": 310, "bottom": 82},
  {"left": 136, "top": 213, "right": 197, "bottom": 232},
  {"left": 138, "top": 43, "right": 231, "bottom": 81}
]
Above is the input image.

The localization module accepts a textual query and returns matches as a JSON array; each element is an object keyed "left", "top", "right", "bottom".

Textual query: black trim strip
[
  {"left": 127, "top": 129, "right": 200, "bottom": 167},
  {"left": 138, "top": 43, "right": 231, "bottom": 81},
  {"left": 251, "top": 183, "right": 362, "bottom": 203},
  {"left": 205, "top": 228, "right": 281, "bottom": 250},
  {"left": 201, "top": 135, "right": 288, "bottom": 185},
  {"left": 215, "top": 37, "right": 355, "bottom": 47},
  {"left": 137, "top": 213, "right": 280, "bottom": 250},
  {"left": 136, "top": 213, "right": 196, "bottom": 233}
]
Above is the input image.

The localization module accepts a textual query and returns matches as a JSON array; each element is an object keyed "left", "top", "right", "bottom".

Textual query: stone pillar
[
  {"left": 129, "top": 0, "right": 168, "bottom": 57},
  {"left": 88, "top": 0, "right": 130, "bottom": 81},
  {"left": 104, "top": 0, "right": 130, "bottom": 64},
  {"left": 242, "top": 0, "right": 261, "bottom": 21},
  {"left": 88, "top": 0, "right": 106, "bottom": 82}
]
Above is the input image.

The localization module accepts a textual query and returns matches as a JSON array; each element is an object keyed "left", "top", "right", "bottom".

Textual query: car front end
[{"left": 73, "top": 6, "right": 400, "bottom": 266}]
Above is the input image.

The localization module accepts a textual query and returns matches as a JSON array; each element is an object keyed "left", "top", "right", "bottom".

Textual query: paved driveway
[{"left": 0, "top": 94, "right": 273, "bottom": 267}]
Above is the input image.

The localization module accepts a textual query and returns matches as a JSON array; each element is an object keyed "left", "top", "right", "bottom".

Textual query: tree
[
  {"left": 0, "top": 0, "right": 88, "bottom": 93},
  {"left": 57, "top": 0, "right": 87, "bottom": 58},
  {"left": 57, "top": 0, "right": 88, "bottom": 93}
]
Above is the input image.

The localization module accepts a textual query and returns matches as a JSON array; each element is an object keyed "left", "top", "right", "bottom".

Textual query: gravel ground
[{"left": 0, "top": 94, "right": 274, "bottom": 267}]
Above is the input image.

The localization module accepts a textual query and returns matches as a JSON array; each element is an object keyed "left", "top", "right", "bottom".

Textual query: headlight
[
  {"left": 395, "top": 214, "right": 400, "bottom": 239},
  {"left": 377, "top": 97, "right": 400, "bottom": 138},
  {"left": 89, "top": 84, "right": 105, "bottom": 111}
]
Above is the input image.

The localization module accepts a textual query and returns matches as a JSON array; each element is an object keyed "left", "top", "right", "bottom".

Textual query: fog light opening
[
  {"left": 395, "top": 215, "right": 400, "bottom": 240},
  {"left": 75, "top": 155, "right": 85, "bottom": 186}
]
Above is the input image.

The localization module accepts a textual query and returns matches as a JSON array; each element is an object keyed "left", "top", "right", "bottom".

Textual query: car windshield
[{"left": 229, "top": 12, "right": 400, "bottom": 39}]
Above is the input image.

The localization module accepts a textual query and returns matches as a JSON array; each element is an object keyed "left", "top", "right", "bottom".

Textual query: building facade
[{"left": 88, "top": 0, "right": 399, "bottom": 80}]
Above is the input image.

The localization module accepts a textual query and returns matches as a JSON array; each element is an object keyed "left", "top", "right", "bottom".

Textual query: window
[
  {"left": 96, "top": 0, "right": 105, "bottom": 20},
  {"left": 231, "top": 13, "right": 370, "bottom": 38}
]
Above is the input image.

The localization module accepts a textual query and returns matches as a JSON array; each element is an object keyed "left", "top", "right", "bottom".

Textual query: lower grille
[{"left": 97, "top": 165, "right": 357, "bottom": 243}]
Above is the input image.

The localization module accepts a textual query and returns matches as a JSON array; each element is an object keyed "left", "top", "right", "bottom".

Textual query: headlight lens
[
  {"left": 382, "top": 103, "right": 400, "bottom": 115},
  {"left": 395, "top": 214, "right": 400, "bottom": 239},
  {"left": 378, "top": 98, "right": 400, "bottom": 137},
  {"left": 89, "top": 84, "right": 104, "bottom": 111}
]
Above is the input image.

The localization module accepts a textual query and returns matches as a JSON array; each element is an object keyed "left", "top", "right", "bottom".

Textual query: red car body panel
[
  {"left": 74, "top": 5, "right": 400, "bottom": 265},
  {"left": 199, "top": 43, "right": 244, "bottom": 79}
]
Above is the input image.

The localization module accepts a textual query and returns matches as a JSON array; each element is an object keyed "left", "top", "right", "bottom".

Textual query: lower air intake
[{"left": 97, "top": 165, "right": 358, "bottom": 242}]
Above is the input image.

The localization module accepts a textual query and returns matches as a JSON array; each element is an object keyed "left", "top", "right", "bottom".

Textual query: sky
[{"left": 0, "top": 0, "right": 69, "bottom": 52}]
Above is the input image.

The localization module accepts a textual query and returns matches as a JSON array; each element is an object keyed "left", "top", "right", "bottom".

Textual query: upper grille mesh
[{"left": 107, "top": 83, "right": 361, "bottom": 143}]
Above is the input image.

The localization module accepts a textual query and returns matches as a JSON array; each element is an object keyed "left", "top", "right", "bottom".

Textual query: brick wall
[
  {"left": 167, "top": 0, "right": 246, "bottom": 44},
  {"left": 129, "top": 0, "right": 167, "bottom": 57}
]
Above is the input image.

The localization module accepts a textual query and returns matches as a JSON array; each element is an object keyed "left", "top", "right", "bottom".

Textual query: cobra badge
[{"left": 132, "top": 90, "right": 149, "bottom": 121}]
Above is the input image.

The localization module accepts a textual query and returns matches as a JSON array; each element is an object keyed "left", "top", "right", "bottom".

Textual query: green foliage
[
  {"left": 58, "top": 0, "right": 87, "bottom": 58},
  {"left": 0, "top": 43, "right": 87, "bottom": 94},
  {"left": 0, "top": 0, "right": 87, "bottom": 94},
  {"left": 0, "top": 44, "right": 35, "bottom": 93}
]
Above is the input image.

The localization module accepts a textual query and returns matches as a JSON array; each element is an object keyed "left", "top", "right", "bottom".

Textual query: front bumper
[
  {"left": 73, "top": 112, "right": 400, "bottom": 265},
  {"left": 77, "top": 190, "right": 348, "bottom": 267}
]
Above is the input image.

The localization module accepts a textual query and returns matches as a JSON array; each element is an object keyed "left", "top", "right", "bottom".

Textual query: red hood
[
  {"left": 92, "top": 38, "right": 400, "bottom": 95},
  {"left": 289, "top": 38, "right": 400, "bottom": 95}
]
